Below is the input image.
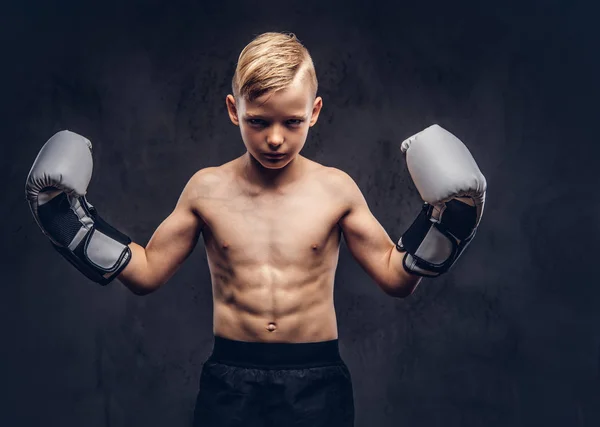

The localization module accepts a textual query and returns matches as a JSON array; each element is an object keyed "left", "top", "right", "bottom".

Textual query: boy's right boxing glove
[{"left": 25, "top": 130, "right": 132, "bottom": 285}]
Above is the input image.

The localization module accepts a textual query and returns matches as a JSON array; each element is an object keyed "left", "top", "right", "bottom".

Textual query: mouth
[{"left": 264, "top": 153, "right": 286, "bottom": 159}]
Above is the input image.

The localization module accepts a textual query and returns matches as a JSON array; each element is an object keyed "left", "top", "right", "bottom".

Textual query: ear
[
  {"left": 226, "top": 94, "right": 240, "bottom": 126},
  {"left": 309, "top": 96, "right": 323, "bottom": 127}
]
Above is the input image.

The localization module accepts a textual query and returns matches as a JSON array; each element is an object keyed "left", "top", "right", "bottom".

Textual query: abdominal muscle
[
  {"left": 205, "top": 225, "right": 342, "bottom": 343},
  {"left": 197, "top": 157, "right": 346, "bottom": 343},
  {"left": 211, "top": 264, "right": 339, "bottom": 343}
]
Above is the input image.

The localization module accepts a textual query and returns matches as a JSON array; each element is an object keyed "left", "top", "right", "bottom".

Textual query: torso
[{"left": 193, "top": 155, "right": 349, "bottom": 343}]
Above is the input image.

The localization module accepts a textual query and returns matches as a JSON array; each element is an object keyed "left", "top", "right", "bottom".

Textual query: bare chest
[{"left": 197, "top": 180, "right": 345, "bottom": 263}]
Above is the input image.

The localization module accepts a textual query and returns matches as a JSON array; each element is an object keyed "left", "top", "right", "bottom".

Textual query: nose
[{"left": 266, "top": 126, "right": 284, "bottom": 147}]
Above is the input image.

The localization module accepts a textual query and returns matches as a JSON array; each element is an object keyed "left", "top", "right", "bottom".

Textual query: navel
[
  {"left": 311, "top": 243, "right": 319, "bottom": 251},
  {"left": 222, "top": 241, "right": 229, "bottom": 249},
  {"left": 266, "top": 322, "right": 277, "bottom": 332}
]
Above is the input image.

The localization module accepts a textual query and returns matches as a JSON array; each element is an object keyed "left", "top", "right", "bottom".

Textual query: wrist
[{"left": 386, "top": 245, "right": 421, "bottom": 298}]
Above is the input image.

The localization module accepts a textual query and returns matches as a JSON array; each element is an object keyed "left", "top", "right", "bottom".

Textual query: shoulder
[
  {"left": 317, "top": 166, "right": 365, "bottom": 210},
  {"left": 322, "top": 166, "right": 361, "bottom": 194},
  {"left": 180, "top": 166, "right": 228, "bottom": 204},
  {"left": 322, "top": 166, "right": 353, "bottom": 182},
  {"left": 189, "top": 166, "right": 223, "bottom": 187}
]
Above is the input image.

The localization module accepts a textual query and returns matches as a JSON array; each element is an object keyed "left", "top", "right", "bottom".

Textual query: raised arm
[
  {"left": 335, "top": 169, "right": 421, "bottom": 298},
  {"left": 338, "top": 124, "right": 487, "bottom": 298},
  {"left": 118, "top": 170, "right": 209, "bottom": 295}
]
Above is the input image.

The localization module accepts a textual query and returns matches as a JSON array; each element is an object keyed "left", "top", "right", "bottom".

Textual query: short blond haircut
[{"left": 232, "top": 32, "right": 318, "bottom": 102}]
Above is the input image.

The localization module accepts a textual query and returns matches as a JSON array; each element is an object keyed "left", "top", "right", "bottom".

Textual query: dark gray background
[{"left": 2, "top": 0, "right": 599, "bottom": 426}]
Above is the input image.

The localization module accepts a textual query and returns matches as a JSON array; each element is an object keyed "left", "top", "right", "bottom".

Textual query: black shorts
[{"left": 193, "top": 335, "right": 355, "bottom": 427}]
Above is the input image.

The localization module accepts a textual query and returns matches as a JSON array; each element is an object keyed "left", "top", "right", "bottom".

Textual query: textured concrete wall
[{"left": 2, "top": 0, "right": 599, "bottom": 426}]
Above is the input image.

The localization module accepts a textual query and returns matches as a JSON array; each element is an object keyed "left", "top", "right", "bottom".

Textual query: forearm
[
  {"left": 117, "top": 242, "right": 157, "bottom": 295},
  {"left": 385, "top": 246, "right": 422, "bottom": 298}
]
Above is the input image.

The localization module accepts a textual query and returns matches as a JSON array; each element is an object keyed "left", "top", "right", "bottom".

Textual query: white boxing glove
[
  {"left": 397, "top": 124, "right": 487, "bottom": 277},
  {"left": 25, "top": 130, "right": 132, "bottom": 285}
]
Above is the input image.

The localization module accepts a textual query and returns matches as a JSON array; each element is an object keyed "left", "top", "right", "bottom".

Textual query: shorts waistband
[{"left": 207, "top": 335, "right": 343, "bottom": 369}]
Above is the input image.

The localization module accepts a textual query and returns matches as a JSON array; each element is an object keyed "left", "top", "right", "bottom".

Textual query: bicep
[
  {"left": 337, "top": 171, "right": 395, "bottom": 288},
  {"left": 144, "top": 172, "right": 206, "bottom": 285}
]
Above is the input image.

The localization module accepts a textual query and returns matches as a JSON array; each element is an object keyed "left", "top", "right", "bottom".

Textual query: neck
[{"left": 242, "top": 152, "right": 304, "bottom": 191}]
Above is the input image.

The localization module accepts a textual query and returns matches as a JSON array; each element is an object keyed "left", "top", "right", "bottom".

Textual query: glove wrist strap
[
  {"left": 397, "top": 200, "right": 477, "bottom": 277},
  {"left": 37, "top": 193, "right": 132, "bottom": 285}
]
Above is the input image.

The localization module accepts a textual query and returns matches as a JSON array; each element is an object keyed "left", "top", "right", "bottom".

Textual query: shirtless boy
[{"left": 25, "top": 32, "right": 486, "bottom": 427}]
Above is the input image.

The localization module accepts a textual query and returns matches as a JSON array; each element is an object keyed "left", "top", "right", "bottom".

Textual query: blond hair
[{"left": 232, "top": 32, "right": 318, "bottom": 102}]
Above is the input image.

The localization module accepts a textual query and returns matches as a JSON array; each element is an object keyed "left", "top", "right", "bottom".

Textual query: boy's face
[{"left": 226, "top": 76, "right": 323, "bottom": 170}]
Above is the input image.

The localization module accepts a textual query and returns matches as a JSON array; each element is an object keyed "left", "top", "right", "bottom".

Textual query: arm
[
  {"left": 335, "top": 169, "right": 422, "bottom": 298},
  {"left": 118, "top": 170, "right": 208, "bottom": 295}
]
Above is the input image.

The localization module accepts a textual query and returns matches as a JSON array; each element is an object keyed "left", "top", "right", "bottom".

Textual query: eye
[
  {"left": 287, "top": 119, "right": 304, "bottom": 126},
  {"left": 248, "top": 119, "right": 266, "bottom": 126}
]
